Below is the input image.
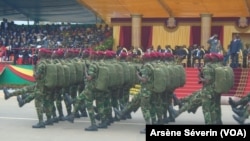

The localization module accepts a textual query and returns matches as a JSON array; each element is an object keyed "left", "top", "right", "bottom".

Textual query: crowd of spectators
[
  {"left": 0, "top": 18, "right": 112, "bottom": 65},
  {"left": 1, "top": 18, "right": 250, "bottom": 68}
]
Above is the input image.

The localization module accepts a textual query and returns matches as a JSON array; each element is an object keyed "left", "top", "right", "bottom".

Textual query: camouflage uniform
[
  {"left": 94, "top": 54, "right": 112, "bottom": 128},
  {"left": 50, "top": 51, "right": 67, "bottom": 121},
  {"left": 171, "top": 90, "right": 202, "bottom": 118},
  {"left": 207, "top": 53, "right": 225, "bottom": 124},
  {"left": 200, "top": 62, "right": 217, "bottom": 124},
  {"left": 40, "top": 58, "right": 58, "bottom": 125},
  {"left": 32, "top": 57, "right": 47, "bottom": 128},
  {"left": 3, "top": 84, "right": 36, "bottom": 100},
  {"left": 211, "top": 60, "right": 223, "bottom": 124},
  {"left": 66, "top": 57, "right": 99, "bottom": 131},
  {"left": 139, "top": 62, "right": 154, "bottom": 125},
  {"left": 30, "top": 48, "right": 55, "bottom": 128}
]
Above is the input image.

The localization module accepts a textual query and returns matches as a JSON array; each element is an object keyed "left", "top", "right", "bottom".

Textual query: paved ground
[{"left": 0, "top": 90, "right": 248, "bottom": 141}]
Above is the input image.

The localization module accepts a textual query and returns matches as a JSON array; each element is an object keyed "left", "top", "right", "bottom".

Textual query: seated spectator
[
  {"left": 116, "top": 45, "right": 122, "bottom": 56},
  {"left": 156, "top": 45, "right": 164, "bottom": 53},
  {"left": 174, "top": 45, "right": 187, "bottom": 60},
  {"left": 164, "top": 45, "right": 173, "bottom": 54}
]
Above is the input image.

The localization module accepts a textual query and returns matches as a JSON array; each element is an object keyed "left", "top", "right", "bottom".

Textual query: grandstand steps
[
  {"left": 235, "top": 69, "right": 248, "bottom": 97},
  {"left": 240, "top": 68, "right": 250, "bottom": 97}
]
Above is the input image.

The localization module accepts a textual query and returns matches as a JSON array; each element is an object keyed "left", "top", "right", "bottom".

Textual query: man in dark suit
[
  {"left": 229, "top": 34, "right": 242, "bottom": 68},
  {"left": 192, "top": 46, "right": 204, "bottom": 67}
]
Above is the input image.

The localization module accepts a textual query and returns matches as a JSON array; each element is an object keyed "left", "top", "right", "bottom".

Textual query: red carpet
[
  {"left": 174, "top": 68, "right": 202, "bottom": 98},
  {"left": 174, "top": 68, "right": 244, "bottom": 99}
]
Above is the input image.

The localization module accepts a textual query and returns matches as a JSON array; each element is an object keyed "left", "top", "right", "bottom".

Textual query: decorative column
[
  {"left": 200, "top": 13, "right": 212, "bottom": 50},
  {"left": 131, "top": 14, "right": 142, "bottom": 48}
]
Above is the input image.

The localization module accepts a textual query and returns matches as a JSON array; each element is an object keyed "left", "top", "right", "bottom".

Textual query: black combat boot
[
  {"left": 80, "top": 107, "right": 88, "bottom": 117},
  {"left": 126, "top": 113, "right": 132, "bottom": 119},
  {"left": 44, "top": 118, "right": 54, "bottom": 125},
  {"left": 17, "top": 96, "right": 25, "bottom": 107},
  {"left": 3, "top": 87, "right": 12, "bottom": 100},
  {"left": 228, "top": 97, "right": 248, "bottom": 108},
  {"left": 97, "top": 120, "right": 108, "bottom": 129},
  {"left": 232, "top": 107, "right": 245, "bottom": 117},
  {"left": 65, "top": 114, "right": 74, "bottom": 123},
  {"left": 233, "top": 115, "right": 246, "bottom": 125},
  {"left": 168, "top": 106, "right": 179, "bottom": 118},
  {"left": 85, "top": 124, "right": 98, "bottom": 131},
  {"left": 57, "top": 110, "right": 65, "bottom": 121},
  {"left": 52, "top": 116, "right": 59, "bottom": 123},
  {"left": 228, "top": 97, "right": 238, "bottom": 108},
  {"left": 32, "top": 122, "right": 46, "bottom": 128},
  {"left": 106, "top": 117, "right": 112, "bottom": 126},
  {"left": 113, "top": 114, "right": 120, "bottom": 122},
  {"left": 21, "top": 93, "right": 29, "bottom": 100},
  {"left": 113, "top": 108, "right": 125, "bottom": 120},
  {"left": 187, "top": 106, "right": 199, "bottom": 114},
  {"left": 167, "top": 106, "right": 176, "bottom": 122},
  {"left": 74, "top": 111, "right": 81, "bottom": 118},
  {"left": 58, "top": 114, "right": 65, "bottom": 121},
  {"left": 173, "top": 94, "right": 183, "bottom": 108}
]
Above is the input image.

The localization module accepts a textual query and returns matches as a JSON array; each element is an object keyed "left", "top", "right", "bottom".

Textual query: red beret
[
  {"left": 150, "top": 52, "right": 157, "bottom": 59},
  {"left": 105, "top": 50, "right": 116, "bottom": 58},
  {"left": 142, "top": 52, "right": 151, "bottom": 59},
  {"left": 82, "top": 49, "right": 90, "bottom": 55},
  {"left": 110, "top": 50, "right": 116, "bottom": 57},
  {"left": 158, "top": 52, "right": 165, "bottom": 59},
  {"left": 203, "top": 53, "right": 212, "bottom": 60},
  {"left": 89, "top": 50, "right": 96, "bottom": 55},
  {"left": 47, "top": 50, "right": 53, "bottom": 54},
  {"left": 210, "top": 53, "right": 221, "bottom": 61},
  {"left": 127, "top": 52, "right": 133, "bottom": 57},
  {"left": 164, "top": 53, "right": 174, "bottom": 58},
  {"left": 67, "top": 49, "right": 79, "bottom": 55},
  {"left": 156, "top": 52, "right": 161, "bottom": 59},
  {"left": 39, "top": 48, "right": 50, "bottom": 53},
  {"left": 216, "top": 54, "right": 224, "bottom": 61},
  {"left": 95, "top": 51, "right": 104, "bottom": 56},
  {"left": 55, "top": 49, "right": 64, "bottom": 56},
  {"left": 119, "top": 52, "right": 127, "bottom": 58},
  {"left": 74, "top": 50, "right": 80, "bottom": 54}
]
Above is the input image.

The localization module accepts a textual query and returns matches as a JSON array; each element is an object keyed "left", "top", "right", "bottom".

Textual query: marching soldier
[
  {"left": 66, "top": 50, "right": 100, "bottom": 131},
  {"left": 32, "top": 48, "right": 53, "bottom": 128},
  {"left": 170, "top": 54, "right": 213, "bottom": 118}
]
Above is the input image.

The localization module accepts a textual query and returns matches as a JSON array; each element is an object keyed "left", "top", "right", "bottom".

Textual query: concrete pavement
[{"left": 0, "top": 90, "right": 248, "bottom": 141}]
